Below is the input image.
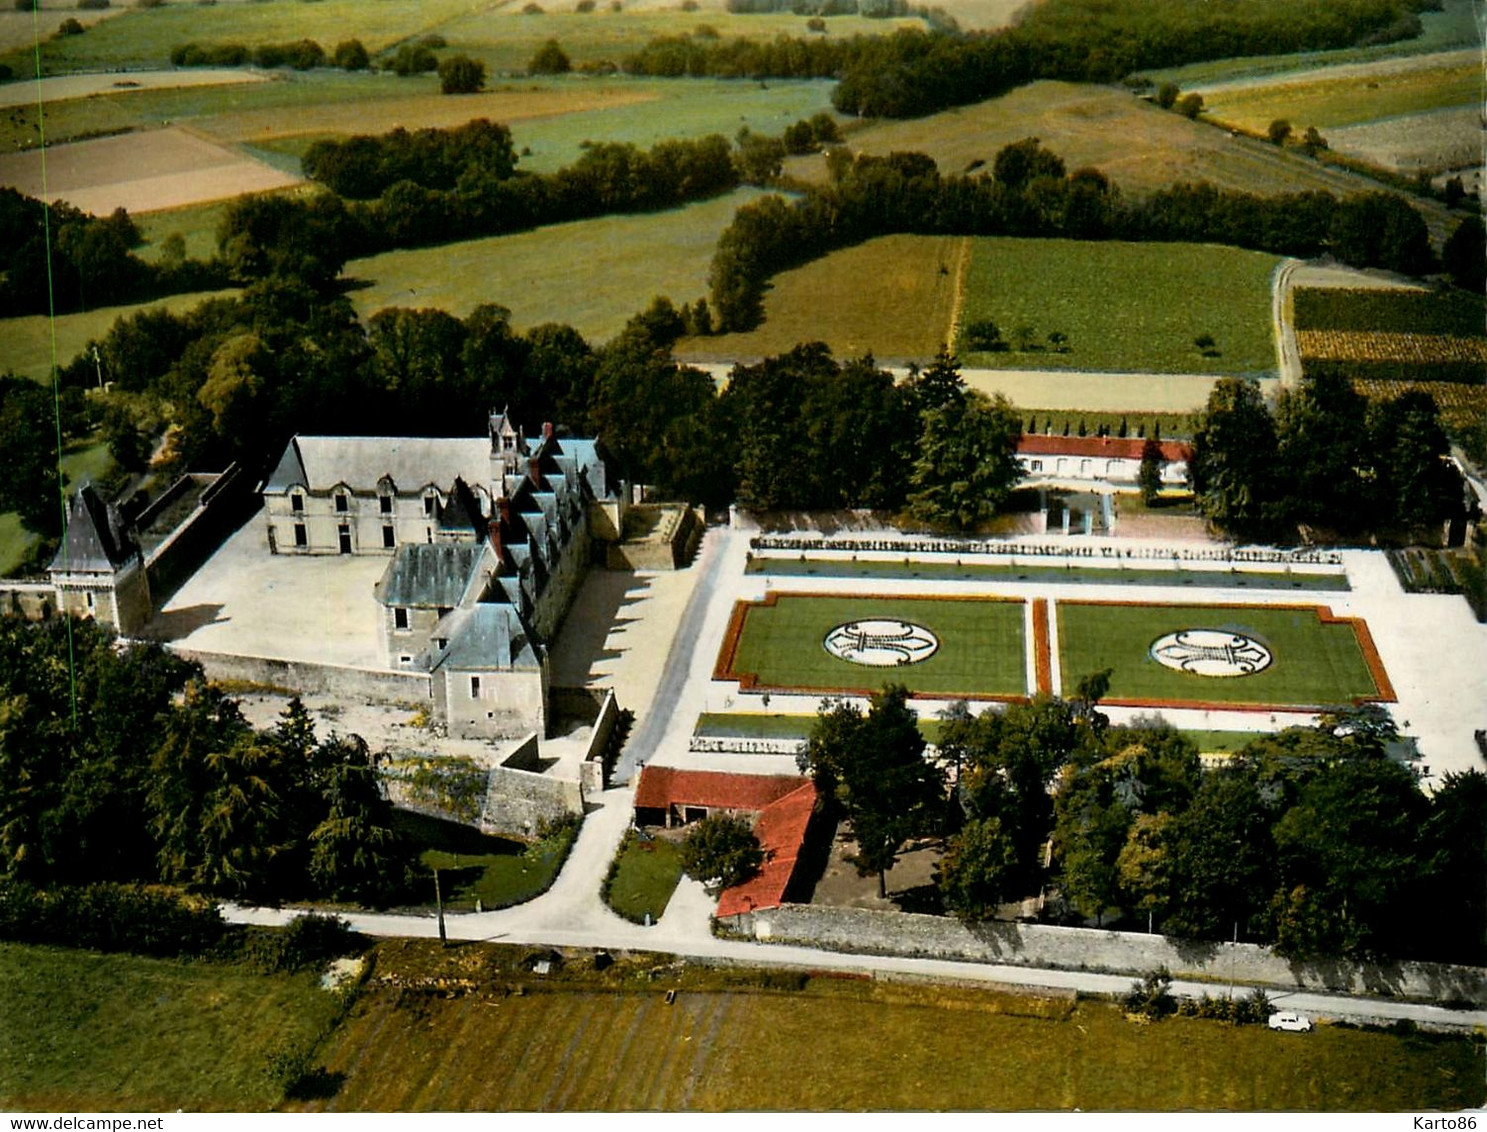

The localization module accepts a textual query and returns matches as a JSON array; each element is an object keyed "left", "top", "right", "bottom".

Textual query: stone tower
[{"left": 48, "top": 484, "right": 152, "bottom": 636}]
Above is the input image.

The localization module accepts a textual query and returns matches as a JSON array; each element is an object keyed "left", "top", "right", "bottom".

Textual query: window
[
  {"left": 398, "top": 654, "right": 412, "bottom": 668},
  {"left": 435, "top": 638, "right": 447, "bottom": 650},
  {"left": 338, "top": 525, "right": 352, "bottom": 554},
  {"left": 469, "top": 676, "right": 481, "bottom": 698},
  {"left": 335, "top": 493, "right": 349, "bottom": 513},
  {"left": 382, "top": 525, "right": 395, "bottom": 548},
  {"left": 85, "top": 591, "right": 94, "bottom": 611},
  {"left": 437, "top": 607, "right": 452, "bottom": 619},
  {"left": 423, "top": 495, "right": 436, "bottom": 516},
  {"left": 379, "top": 495, "right": 393, "bottom": 514},
  {"left": 1031, "top": 460, "right": 1043, "bottom": 472},
  {"left": 290, "top": 493, "right": 304, "bottom": 513},
  {"left": 503, "top": 435, "right": 515, "bottom": 451},
  {"left": 293, "top": 523, "right": 307, "bottom": 547},
  {"left": 394, "top": 607, "right": 409, "bottom": 631}
]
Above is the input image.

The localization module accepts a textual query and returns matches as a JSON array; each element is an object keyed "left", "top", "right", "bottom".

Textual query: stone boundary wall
[
  {"left": 174, "top": 647, "right": 430, "bottom": 704},
  {"left": 550, "top": 685, "right": 606, "bottom": 723},
  {"left": 481, "top": 754, "right": 583, "bottom": 839},
  {"left": 608, "top": 506, "right": 704, "bottom": 570},
  {"left": 0, "top": 581, "right": 56, "bottom": 619},
  {"left": 143, "top": 464, "right": 257, "bottom": 604},
  {"left": 727, "top": 903, "right": 1487, "bottom": 1005},
  {"left": 580, "top": 689, "right": 619, "bottom": 793},
  {"left": 689, "top": 735, "right": 803, "bottom": 755},
  {"left": 751, "top": 536, "right": 1343, "bottom": 568}
]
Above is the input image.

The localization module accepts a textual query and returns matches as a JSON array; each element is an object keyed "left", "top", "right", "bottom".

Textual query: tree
[
  {"left": 735, "top": 129, "right": 785, "bottom": 185},
  {"left": 680, "top": 814, "right": 764, "bottom": 889},
  {"left": 307, "top": 735, "right": 407, "bottom": 905},
  {"left": 1368, "top": 391, "right": 1457, "bottom": 530},
  {"left": 1176, "top": 93, "right": 1203, "bottom": 119},
  {"left": 1442, "top": 216, "right": 1485, "bottom": 293},
  {"left": 438, "top": 54, "right": 485, "bottom": 94},
  {"left": 1301, "top": 126, "right": 1327, "bottom": 155},
  {"left": 1163, "top": 765, "right": 1277, "bottom": 940},
  {"left": 1190, "top": 377, "right": 1277, "bottom": 536},
  {"left": 1266, "top": 119, "right": 1292, "bottom": 146},
  {"left": 801, "top": 687, "right": 944, "bottom": 897},
  {"left": 1155, "top": 82, "right": 1178, "bottom": 109},
  {"left": 1330, "top": 191, "right": 1434, "bottom": 276},
  {"left": 908, "top": 389, "right": 1022, "bottom": 531},
  {"left": 529, "top": 38, "right": 571, "bottom": 74},
  {"left": 331, "top": 39, "right": 369, "bottom": 70},
  {"left": 992, "top": 137, "right": 1065, "bottom": 190},
  {"left": 936, "top": 816, "right": 1019, "bottom": 921},
  {"left": 1138, "top": 436, "right": 1163, "bottom": 504},
  {"left": 1273, "top": 369, "right": 1371, "bottom": 529}
]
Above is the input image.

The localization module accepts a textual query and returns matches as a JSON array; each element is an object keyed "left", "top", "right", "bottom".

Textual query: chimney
[
  {"left": 542, "top": 421, "right": 554, "bottom": 443},
  {"left": 498, "top": 497, "right": 511, "bottom": 525},
  {"left": 528, "top": 457, "right": 542, "bottom": 488},
  {"left": 488, "top": 519, "right": 510, "bottom": 568}
]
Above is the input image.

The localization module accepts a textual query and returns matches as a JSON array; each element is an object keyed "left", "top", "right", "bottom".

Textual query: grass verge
[
  {"left": 0, "top": 941, "right": 344, "bottom": 1112},
  {"left": 602, "top": 830, "right": 683, "bottom": 925},
  {"left": 407, "top": 810, "right": 578, "bottom": 913}
]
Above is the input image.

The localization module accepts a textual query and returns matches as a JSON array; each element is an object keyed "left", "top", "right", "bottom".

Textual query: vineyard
[
  {"left": 1296, "top": 288, "right": 1487, "bottom": 387},
  {"left": 1353, "top": 379, "right": 1487, "bottom": 463},
  {"left": 1299, "top": 332, "right": 1487, "bottom": 365}
]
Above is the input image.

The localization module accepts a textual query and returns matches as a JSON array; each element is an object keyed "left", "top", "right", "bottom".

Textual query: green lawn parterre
[
  {"left": 722, "top": 593, "right": 1028, "bottom": 698},
  {"left": 603, "top": 832, "right": 684, "bottom": 925},
  {"left": 1056, "top": 601, "right": 1386, "bottom": 708},
  {"left": 958, "top": 238, "right": 1281, "bottom": 376}
]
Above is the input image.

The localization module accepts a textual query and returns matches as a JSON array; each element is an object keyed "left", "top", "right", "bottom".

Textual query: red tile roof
[
  {"left": 632, "top": 767, "right": 809, "bottom": 814},
  {"left": 716, "top": 782, "right": 818, "bottom": 918},
  {"left": 1016, "top": 434, "right": 1191, "bottom": 462}
]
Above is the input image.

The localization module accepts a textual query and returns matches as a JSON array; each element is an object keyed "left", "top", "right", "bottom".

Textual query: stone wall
[
  {"left": 174, "top": 647, "right": 431, "bottom": 703},
  {"left": 607, "top": 505, "right": 703, "bottom": 570},
  {"left": 480, "top": 755, "right": 584, "bottom": 838},
  {"left": 727, "top": 904, "right": 1487, "bottom": 1005},
  {"left": 0, "top": 582, "right": 55, "bottom": 619},
  {"left": 580, "top": 689, "right": 620, "bottom": 794},
  {"left": 143, "top": 465, "right": 256, "bottom": 605}
]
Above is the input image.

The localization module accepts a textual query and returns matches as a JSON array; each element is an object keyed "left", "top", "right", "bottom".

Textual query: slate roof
[
  {"left": 716, "top": 782, "right": 818, "bottom": 918},
  {"left": 374, "top": 543, "right": 488, "bottom": 608},
  {"left": 263, "top": 436, "right": 492, "bottom": 494},
  {"left": 632, "top": 768, "right": 810, "bottom": 814},
  {"left": 431, "top": 602, "right": 541, "bottom": 672},
  {"left": 50, "top": 484, "right": 138, "bottom": 574},
  {"left": 1016, "top": 435, "right": 1191, "bottom": 463}
]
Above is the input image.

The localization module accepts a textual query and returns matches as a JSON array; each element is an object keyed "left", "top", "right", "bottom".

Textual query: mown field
[
  {"left": 298, "top": 965, "right": 1485, "bottom": 1111},
  {"left": 0, "top": 942, "right": 342, "bottom": 1112},
  {"left": 680, "top": 233, "right": 964, "bottom": 364},
  {"left": 1056, "top": 601, "right": 1386, "bottom": 709},
  {"left": 723, "top": 593, "right": 1028, "bottom": 697},
  {"left": 4, "top": 939, "right": 1483, "bottom": 1112},
  {"left": 346, "top": 188, "right": 766, "bottom": 339},
  {"left": 957, "top": 238, "right": 1280, "bottom": 376}
]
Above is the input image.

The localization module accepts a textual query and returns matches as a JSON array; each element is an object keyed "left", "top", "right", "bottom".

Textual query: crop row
[
  {"left": 1293, "top": 288, "right": 1487, "bottom": 337},
  {"left": 1298, "top": 330, "right": 1487, "bottom": 365}
]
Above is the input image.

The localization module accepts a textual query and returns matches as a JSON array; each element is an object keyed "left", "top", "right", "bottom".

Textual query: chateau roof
[
  {"left": 50, "top": 484, "right": 138, "bottom": 574},
  {"left": 432, "top": 602, "right": 540, "bottom": 672},
  {"left": 1016, "top": 434, "right": 1191, "bottom": 462},
  {"left": 264, "top": 436, "right": 492, "bottom": 494},
  {"left": 374, "top": 543, "right": 487, "bottom": 609}
]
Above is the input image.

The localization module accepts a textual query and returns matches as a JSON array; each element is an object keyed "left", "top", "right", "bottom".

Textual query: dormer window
[
  {"left": 290, "top": 492, "right": 304, "bottom": 513},
  {"left": 379, "top": 495, "right": 393, "bottom": 514},
  {"left": 424, "top": 494, "right": 436, "bottom": 515},
  {"left": 394, "top": 608, "right": 409, "bottom": 631},
  {"left": 503, "top": 435, "right": 515, "bottom": 450},
  {"left": 335, "top": 493, "right": 349, "bottom": 513}
]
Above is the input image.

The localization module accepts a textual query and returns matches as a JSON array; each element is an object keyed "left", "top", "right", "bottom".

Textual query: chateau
[{"left": 259, "top": 410, "right": 627, "bottom": 739}]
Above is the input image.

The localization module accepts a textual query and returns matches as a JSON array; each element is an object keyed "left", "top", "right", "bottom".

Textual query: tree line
[
  {"left": 1191, "top": 373, "right": 1463, "bottom": 539},
  {"left": 0, "top": 617, "right": 408, "bottom": 906},
  {"left": 0, "top": 188, "right": 228, "bottom": 317},
  {"left": 707, "top": 139, "right": 1447, "bottom": 331},
  {"left": 803, "top": 683, "right": 1485, "bottom": 965},
  {"left": 624, "top": 0, "right": 1436, "bottom": 118}
]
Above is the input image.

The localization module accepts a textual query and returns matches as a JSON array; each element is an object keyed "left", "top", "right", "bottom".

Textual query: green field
[
  {"left": 0, "top": 942, "right": 342, "bottom": 1112},
  {"left": 1056, "top": 601, "right": 1385, "bottom": 708},
  {"left": 604, "top": 832, "right": 684, "bottom": 924},
  {"left": 346, "top": 188, "right": 766, "bottom": 337},
  {"left": 1199, "top": 59, "right": 1482, "bottom": 134},
  {"left": 0, "top": 289, "right": 238, "bottom": 383},
  {"left": 679, "top": 234, "right": 964, "bottom": 364},
  {"left": 1295, "top": 287, "right": 1487, "bottom": 336},
  {"left": 746, "top": 556, "right": 1350, "bottom": 592},
  {"left": 723, "top": 593, "right": 1027, "bottom": 698},
  {"left": 958, "top": 238, "right": 1280, "bottom": 376},
  {"left": 296, "top": 955, "right": 1485, "bottom": 1111},
  {"left": 1144, "top": 0, "right": 1484, "bottom": 88}
]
